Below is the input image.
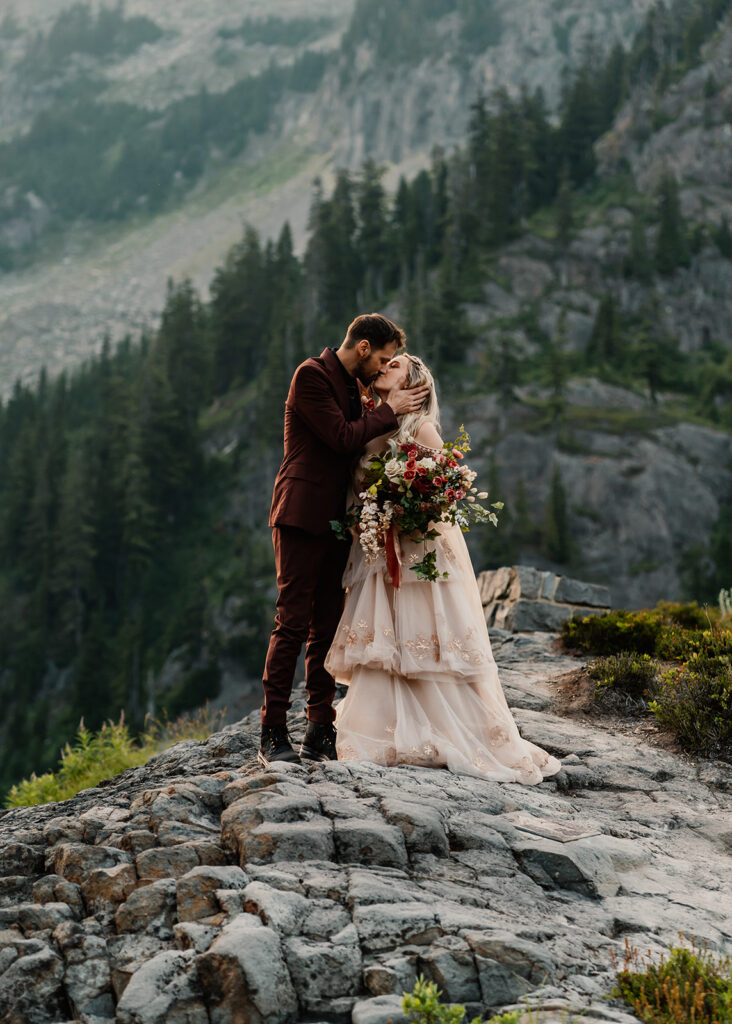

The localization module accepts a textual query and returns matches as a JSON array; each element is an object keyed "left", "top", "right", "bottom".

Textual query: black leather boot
[
  {"left": 299, "top": 720, "right": 337, "bottom": 761},
  {"left": 258, "top": 723, "right": 300, "bottom": 768}
]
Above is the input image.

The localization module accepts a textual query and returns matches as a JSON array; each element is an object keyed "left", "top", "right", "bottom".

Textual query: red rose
[
  {"left": 400, "top": 443, "right": 411, "bottom": 453},
  {"left": 405, "top": 459, "right": 417, "bottom": 470},
  {"left": 416, "top": 465, "right": 428, "bottom": 476},
  {"left": 361, "top": 397, "right": 376, "bottom": 412},
  {"left": 403, "top": 469, "right": 416, "bottom": 481},
  {"left": 445, "top": 488, "right": 456, "bottom": 501},
  {"left": 432, "top": 475, "right": 444, "bottom": 487},
  {"left": 407, "top": 445, "right": 418, "bottom": 458},
  {"left": 447, "top": 460, "right": 457, "bottom": 468}
]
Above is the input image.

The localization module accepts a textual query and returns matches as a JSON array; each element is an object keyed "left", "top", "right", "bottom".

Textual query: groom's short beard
[{"left": 355, "top": 359, "right": 378, "bottom": 386}]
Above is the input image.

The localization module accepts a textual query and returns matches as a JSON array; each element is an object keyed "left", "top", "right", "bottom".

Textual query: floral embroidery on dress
[
  {"left": 446, "top": 629, "right": 485, "bottom": 665},
  {"left": 403, "top": 632, "right": 441, "bottom": 661},
  {"left": 339, "top": 621, "right": 375, "bottom": 647},
  {"left": 488, "top": 725, "right": 511, "bottom": 747}
]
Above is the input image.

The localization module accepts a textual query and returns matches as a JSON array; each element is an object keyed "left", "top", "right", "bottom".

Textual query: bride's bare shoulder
[{"left": 414, "top": 421, "right": 444, "bottom": 452}]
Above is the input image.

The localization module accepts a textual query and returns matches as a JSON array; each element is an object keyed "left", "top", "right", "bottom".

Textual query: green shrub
[
  {"left": 561, "top": 609, "right": 661, "bottom": 655},
  {"left": 655, "top": 625, "right": 732, "bottom": 662},
  {"left": 402, "top": 976, "right": 481, "bottom": 1024},
  {"left": 5, "top": 705, "right": 225, "bottom": 808},
  {"left": 561, "top": 601, "right": 722, "bottom": 658},
  {"left": 609, "top": 933, "right": 732, "bottom": 1023},
  {"left": 648, "top": 661, "right": 732, "bottom": 761},
  {"left": 587, "top": 652, "right": 658, "bottom": 708}
]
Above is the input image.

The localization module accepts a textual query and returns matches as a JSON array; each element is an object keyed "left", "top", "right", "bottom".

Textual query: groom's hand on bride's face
[{"left": 385, "top": 384, "right": 431, "bottom": 415}]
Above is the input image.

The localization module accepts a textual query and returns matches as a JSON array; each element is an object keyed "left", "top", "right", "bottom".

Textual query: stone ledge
[{"left": 478, "top": 565, "right": 611, "bottom": 633}]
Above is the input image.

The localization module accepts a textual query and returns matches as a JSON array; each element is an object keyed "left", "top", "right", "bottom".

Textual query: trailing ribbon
[{"left": 385, "top": 525, "right": 400, "bottom": 589}]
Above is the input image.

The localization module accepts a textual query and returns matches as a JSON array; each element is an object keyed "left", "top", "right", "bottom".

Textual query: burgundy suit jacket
[{"left": 269, "top": 347, "right": 399, "bottom": 535}]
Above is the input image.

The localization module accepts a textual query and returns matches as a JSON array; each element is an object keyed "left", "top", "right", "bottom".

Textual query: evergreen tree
[
  {"left": 624, "top": 214, "right": 653, "bottom": 283},
  {"left": 586, "top": 294, "right": 623, "bottom": 370},
  {"left": 655, "top": 171, "right": 690, "bottom": 274},
  {"left": 158, "top": 278, "right": 212, "bottom": 428},
  {"left": 555, "top": 163, "right": 574, "bottom": 252},
  {"left": 544, "top": 463, "right": 572, "bottom": 564},
  {"left": 356, "top": 159, "right": 389, "bottom": 306},
  {"left": 479, "top": 452, "right": 515, "bottom": 567},
  {"left": 210, "top": 225, "right": 267, "bottom": 390},
  {"left": 558, "top": 63, "right": 603, "bottom": 186},
  {"left": 713, "top": 217, "right": 732, "bottom": 258},
  {"left": 546, "top": 309, "right": 568, "bottom": 426},
  {"left": 512, "top": 478, "right": 538, "bottom": 551}
]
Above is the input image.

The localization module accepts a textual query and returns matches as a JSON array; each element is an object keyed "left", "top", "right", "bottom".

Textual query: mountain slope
[{"left": 0, "top": 0, "right": 658, "bottom": 396}]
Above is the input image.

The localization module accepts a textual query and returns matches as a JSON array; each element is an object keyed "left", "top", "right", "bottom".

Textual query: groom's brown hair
[{"left": 343, "top": 313, "right": 406, "bottom": 351}]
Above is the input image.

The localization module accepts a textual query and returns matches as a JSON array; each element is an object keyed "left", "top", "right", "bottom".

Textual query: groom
[{"left": 259, "top": 313, "right": 430, "bottom": 766}]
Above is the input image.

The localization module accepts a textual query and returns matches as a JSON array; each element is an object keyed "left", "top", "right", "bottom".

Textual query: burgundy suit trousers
[{"left": 261, "top": 525, "right": 350, "bottom": 726}]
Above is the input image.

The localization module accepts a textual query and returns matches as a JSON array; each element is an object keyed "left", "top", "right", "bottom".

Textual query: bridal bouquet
[{"left": 331, "top": 426, "right": 503, "bottom": 584}]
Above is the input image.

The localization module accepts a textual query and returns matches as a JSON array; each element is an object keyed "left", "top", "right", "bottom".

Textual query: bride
[{"left": 324, "top": 353, "right": 563, "bottom": 785}]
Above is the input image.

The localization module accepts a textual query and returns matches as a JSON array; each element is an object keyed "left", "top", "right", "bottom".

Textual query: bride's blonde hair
[{"left": 392, "top": 354, "right": 440, "bottom": 444}]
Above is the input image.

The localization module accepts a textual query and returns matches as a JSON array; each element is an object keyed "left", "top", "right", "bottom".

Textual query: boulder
[
  {"left": 116, "top": 948, "right": 207, "bottom": 1024},
  {"left": 196, "top": 913, "right": 298, "bottom": 1024},
  {"left": 333, "top": 818, "right": 408, "bottom": 869},
  {"left": 176, "top": 865, "right": 248, "bottom": 922}
]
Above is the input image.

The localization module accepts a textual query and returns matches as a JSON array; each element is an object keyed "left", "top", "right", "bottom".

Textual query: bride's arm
[{"left": 414, "top": 421, "right": 444, "bottom": 452}]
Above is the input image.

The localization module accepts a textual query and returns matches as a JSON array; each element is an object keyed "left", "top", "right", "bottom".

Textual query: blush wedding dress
[{"left": 324, "top": 435, "right": 563, "bottom": 786}]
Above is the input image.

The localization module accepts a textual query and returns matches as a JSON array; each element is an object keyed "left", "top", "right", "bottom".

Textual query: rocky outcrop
[
  {"left": 1, "top": 631, "right": 730, "bottom": 1024},
  {"left": 479, "top": 566, "right": 611, "bottom": 631}
]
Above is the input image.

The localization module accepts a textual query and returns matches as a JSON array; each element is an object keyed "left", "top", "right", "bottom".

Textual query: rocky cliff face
[
  {"left": 1, "top": 631, "right": 730, "bottom": 1024},
  {"left": 0, "top": 0, "right": 657, "bottom": 395}
]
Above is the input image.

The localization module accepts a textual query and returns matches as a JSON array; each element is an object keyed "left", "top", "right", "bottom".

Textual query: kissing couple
[{"left": 259, "top": 313, "right": 562, "bottom": 786}]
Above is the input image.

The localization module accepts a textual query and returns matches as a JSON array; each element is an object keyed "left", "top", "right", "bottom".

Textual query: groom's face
[{"left": 355, "top": 339, "right": 398, "bottom": 386}]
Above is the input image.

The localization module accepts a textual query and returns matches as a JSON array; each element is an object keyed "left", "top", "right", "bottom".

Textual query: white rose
[
  {"left": 384, "top": 459, "right": 402, "bottom": 480},
  {"left": 416, "top": 457, "right": 436, "bottom": 471}
]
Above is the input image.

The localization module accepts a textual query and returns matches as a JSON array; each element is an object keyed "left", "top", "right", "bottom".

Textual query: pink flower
[
  {"left": 456, "top": 488, "right": 466, "bottom": 500},
  {"left": 416, "top": 465, "right": 428, "bottom": 476},
  {"left": 403, "top": 469, "right": 416, "bottom": 481},
  {"left": 405, "top": 459, "right": 417, "bottom": 471},
  {"left": 452, "top": 449, "right": 464, "bottom": 460},
  {"left": 445, "top": 488, "right": 456, "bottom": 501}
]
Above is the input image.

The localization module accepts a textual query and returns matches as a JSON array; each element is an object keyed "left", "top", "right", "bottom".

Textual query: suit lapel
[{"left": 320, "top": 347, "right": 351, "bottom": 418}]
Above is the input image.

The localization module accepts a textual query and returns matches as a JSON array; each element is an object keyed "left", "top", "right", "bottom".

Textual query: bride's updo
[{"left": 392, "top": 355, "right": 440, "bottom": 445}]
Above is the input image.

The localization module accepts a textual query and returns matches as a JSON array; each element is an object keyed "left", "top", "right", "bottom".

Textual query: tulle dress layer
[{"left": 325, "top": 498, "right": 563, "bottom": 786}]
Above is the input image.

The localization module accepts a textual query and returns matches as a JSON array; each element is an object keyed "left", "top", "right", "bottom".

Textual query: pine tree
[
  {"left": 624, "top": 214, "right": 653, "bottom": 283},
  {"left": 713, "top": 217, "right": 732, "bottom": 258},
  {"left": 158, "top": 278, "right": 212, "bottom": 429},
  {"left": 512, "top": 478, "right": 537, "bottom": 550},
  {"left": 479, "top": 452, "right": 515, "bottom": 567},
  {"left": 586, "top": 294, "right": 623, "bottom": 369},
  {"left": 210, "top": 224, "right": 267, "bottom": 390},
  {"left": 51, "top": 439, "right": 96, "bottom": 657},
  {"left": 544, "top": 463, "right": 571, "bottom": 563},
  {"left": 356, "top": 159, "right": 389, "bottom": 306},
  {"left": 546, "top": 309, "right": 568, "bottom": 426},
  {"left": 555, "top": 163, "right": 574, "bottom": 253},
  {"left": 655, "top": 171, "right": 690, "bottom": 274}
]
